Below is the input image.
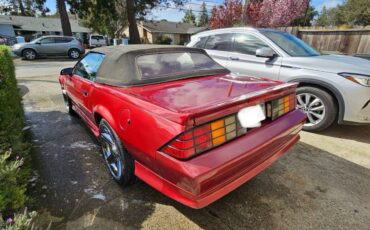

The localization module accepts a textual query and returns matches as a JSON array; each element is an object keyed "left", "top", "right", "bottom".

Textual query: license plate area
[{"left": 237, "top": 104, "right": 266, "bottom": 129}]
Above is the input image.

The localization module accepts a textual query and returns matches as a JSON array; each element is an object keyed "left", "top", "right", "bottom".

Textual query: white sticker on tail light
[{"left": 237, "top": 104, "right": 266, "bottom": 128}]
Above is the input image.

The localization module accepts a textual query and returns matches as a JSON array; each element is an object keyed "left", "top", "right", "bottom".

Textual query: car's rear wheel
[
  {"left": 296, "top": 87, "right": 337, "bottom": 132},
  {"left": 68, "top": 48, "right": 80, "bottom": 59},
  {"left": 22, "top": 49, "right": 36, "bottom": 60},
  {"left": 99, "top": 119, "right": 135, "bottom": 186}
]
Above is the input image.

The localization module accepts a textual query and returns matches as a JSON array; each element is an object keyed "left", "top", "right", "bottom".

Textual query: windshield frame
[{"left": 261, "top": 31, "right": 320, "bottom": 57}]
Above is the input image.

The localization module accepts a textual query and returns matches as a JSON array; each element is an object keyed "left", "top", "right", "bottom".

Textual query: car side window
[
  {"left": 73, "top": 53, "right": 105, "bottom": 81},
  {"left": 55, "top": 37, "right": 73, "bottom": 43},
  {"left": 233, "top": 33, "right": 270, "bottom": 55},
  {"left": 193, "top": 36, "right": 208, "bottom": 48},
  {"left": 40, "top": 37, "right": 55, "bottom": 44},
  {"left": 204, "top": 33, "right": 234, "bottom": 51}
]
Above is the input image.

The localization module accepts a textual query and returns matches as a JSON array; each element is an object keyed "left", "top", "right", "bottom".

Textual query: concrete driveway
[{"left": 16, "top": 59, "right": 370, "bottom": 229}]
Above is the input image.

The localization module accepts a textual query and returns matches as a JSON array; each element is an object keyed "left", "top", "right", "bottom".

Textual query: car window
[
  {"left": 91, "top": 36, "right": 104, "bottom": 40},
  {"left": 73, "top": 53, "right": 106, "bottom": 81},
  {"left": 40, "top": 37, "right": 55, "bottom": 44},
  {"left": 193, "top": 36, "right": 208, "bottom": 48},
  {"left": 204, "top": 33, "right": 233, "bottom": 51},
  {"left": 233, "top": 33, "right": 270, "bottom": 55},
  {"left": 262, "top": 31, "right": 320, "bottom": 57},
  {"left": 55, "top": 37, "right": 73, "bottom": 43},
  {"left": 137, "top": 52, "right": 225, "bottom": 81}
]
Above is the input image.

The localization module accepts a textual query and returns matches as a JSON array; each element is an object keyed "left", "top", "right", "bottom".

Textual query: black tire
[
  {"left": 99, "top": 119, "right": 135, "bottom": 186},
  {"left": 296, "top": 86, "right": 337, "bottom": 132},
  {"left": 68, "top": 48, "right": 81, "bottom": 59},
  {"left": 22, "top": 49, "right": 36, "bottom": 60},
  {"left": 62, "top": 90, "right": 75, "bottom": 115}
]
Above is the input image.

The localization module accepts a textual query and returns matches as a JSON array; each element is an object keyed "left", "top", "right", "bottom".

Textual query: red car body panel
[{"left": 59, "top": 72, "right": 306, "bottom": 208}]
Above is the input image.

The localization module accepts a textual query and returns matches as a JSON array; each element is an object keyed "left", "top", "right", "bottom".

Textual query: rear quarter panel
[{"left": 90, "top": 84, "right": 185, "bottom": 175}]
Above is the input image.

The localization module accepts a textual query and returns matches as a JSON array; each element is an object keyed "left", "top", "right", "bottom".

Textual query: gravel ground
[{"left": 16, "top": 59, "right": 370, "bottom": 230}]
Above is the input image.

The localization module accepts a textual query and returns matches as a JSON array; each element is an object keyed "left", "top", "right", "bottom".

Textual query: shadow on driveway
[
  {"left": 16, "top": 57, "right": 76, "bottom": 63},
  {"left": 315, "top": 123, "right": 370, "bottom": 144}
]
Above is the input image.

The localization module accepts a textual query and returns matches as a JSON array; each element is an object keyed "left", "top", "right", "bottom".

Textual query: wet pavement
[{"left": 16, "top": 59, "right": 370, "bottom": 229}]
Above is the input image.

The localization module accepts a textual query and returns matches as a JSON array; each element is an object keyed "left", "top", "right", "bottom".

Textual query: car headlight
[
  {"left": 339, "top": 73, "right": 370, "bottom": 87},
  {"left": 12, "top": 44, "right": 21, "bottom": 50}
]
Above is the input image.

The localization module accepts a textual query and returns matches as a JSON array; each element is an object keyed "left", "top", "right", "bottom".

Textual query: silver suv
[
  {"left": 12, "top": 35, "right": 85, "bottom": 60},
  {"left": 187, "top": 28, "right": 370, "bottom": 131}
]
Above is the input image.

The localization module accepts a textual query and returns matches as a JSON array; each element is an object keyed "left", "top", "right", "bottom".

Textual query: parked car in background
[
  {"left": 89, "top": 34, "right": 106, "bottom": 48},
  {"left": 58, "top": 45, "right": 306, "bottom": 208},
  {"left": 188, "top": 28, "right": 370, "bottom": 131},
  {"left": 12, "top": 35, "right": 85, "bottom": 60}
]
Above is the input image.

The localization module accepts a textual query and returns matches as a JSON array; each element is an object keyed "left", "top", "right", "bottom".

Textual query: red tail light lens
[{"left": 160, "top": 114, "right": 247, "bottom": 159}]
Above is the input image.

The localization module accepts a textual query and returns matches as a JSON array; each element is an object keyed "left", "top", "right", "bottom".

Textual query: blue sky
[{"left": 45, "top": 0, "right": 344, "bottom": 22}]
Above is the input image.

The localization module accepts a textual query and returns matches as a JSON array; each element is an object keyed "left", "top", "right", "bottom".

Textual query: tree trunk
[
  {"left": 126, "top": 0, "right": 141, "bottom": 44},
  {"left": 17, "top": 0, "right": 25, "bottom": 15},
  {"left": 57, "top": 0, "right": 72, "bottom": 36}
]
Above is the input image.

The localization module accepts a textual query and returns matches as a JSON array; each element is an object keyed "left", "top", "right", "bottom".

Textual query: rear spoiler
[{"left": 189, "top": 82, "right": 298, "bottom": 126}]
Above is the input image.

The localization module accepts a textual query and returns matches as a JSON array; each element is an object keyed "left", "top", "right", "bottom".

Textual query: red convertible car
[{"left": 59, "top": 45, "right": 306, "bottom": 208}]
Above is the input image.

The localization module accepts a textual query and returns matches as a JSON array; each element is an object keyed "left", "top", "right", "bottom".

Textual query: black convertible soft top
[{"left": 92, "top": 45, "right": 230, "bottom": 86}]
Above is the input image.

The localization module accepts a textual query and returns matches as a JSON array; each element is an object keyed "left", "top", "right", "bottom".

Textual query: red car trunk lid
[{"left": 125, "top": 74, "right": 297, "bottom": 125}]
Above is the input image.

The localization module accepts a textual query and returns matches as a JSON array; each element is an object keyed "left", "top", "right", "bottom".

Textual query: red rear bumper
[{"left": 135, "top": 109, "right": 306, "bottom": 209}]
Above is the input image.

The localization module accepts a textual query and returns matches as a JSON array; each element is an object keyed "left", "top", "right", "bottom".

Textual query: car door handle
[
  {"left": 229, "top": 57, "right": 239, "bottom": 61},
  {"left": 81, "top": 90, "right": 88, "bottom": 96}
]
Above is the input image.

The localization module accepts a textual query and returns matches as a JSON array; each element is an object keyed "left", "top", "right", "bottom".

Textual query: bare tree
[{"left": 56, "top": 0, "right": 72, "bottom": 36}]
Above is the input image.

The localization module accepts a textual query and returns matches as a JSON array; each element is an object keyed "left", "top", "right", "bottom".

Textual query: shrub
[
  {"left": 0, "top": 208, "right": 38, "bottom": 230},
  {"left": 155, "top": 35, "right": 173, "bottom": 44},
  {"left": 0, "top": 46, "right": 31, "bottom": 218},
  {"left": 0, "top": 152, "right": 27, "bottom": 214},
  {"left": 0, "top": 45, "right": 28, "bottom": 156}
]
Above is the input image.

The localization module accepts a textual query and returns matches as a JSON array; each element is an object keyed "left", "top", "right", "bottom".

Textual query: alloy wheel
[
  {"left": 296, "top": 93, "right": 326, "bottom": 127},
  {"left": 70, "top": 50, "right": 80, "bottom": 59},
  {"left": 25, "top": 50, "right": 36, "bottom": 60},
  {"left": 100, "top": 125, "right": 122, "bottom": 180}
]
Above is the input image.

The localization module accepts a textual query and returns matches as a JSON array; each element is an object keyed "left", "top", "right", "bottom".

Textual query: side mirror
[
  {"left": 256, "top": 47, "right": 276, "bottom": 59},
  {"left": 60, "top": 67, "right": 73, "bottom": 76},
  {"left": 36, "top": 41, "right": 41, "bottom": 45}
]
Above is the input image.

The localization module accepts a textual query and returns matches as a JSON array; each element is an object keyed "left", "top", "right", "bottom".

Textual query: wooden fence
[{"left": 277, "top": 26, "right": 370, "bottom": 55}]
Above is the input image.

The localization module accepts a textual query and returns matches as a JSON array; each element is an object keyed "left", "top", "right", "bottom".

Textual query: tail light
[
  {"left": 161, "top": 93, "right": 296, "bottom": 160},
  {"left": 161, "top": 114, "right": 247, "bottom": 159},
  {"left": 266, "top": 94, "right": 296, "bottom": 120}
]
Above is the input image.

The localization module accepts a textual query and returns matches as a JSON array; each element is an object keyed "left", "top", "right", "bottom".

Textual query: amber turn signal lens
[{"left": 267, "top": 94, "right": 296, "bottom": 120}]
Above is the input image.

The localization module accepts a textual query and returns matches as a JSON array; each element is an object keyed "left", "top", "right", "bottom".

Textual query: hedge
[
  {"left": 0, "top": 45, "right": 30, "bottom": 218},
  {"left": 155, "top": 35, "right": 173, "bottom": 44}
]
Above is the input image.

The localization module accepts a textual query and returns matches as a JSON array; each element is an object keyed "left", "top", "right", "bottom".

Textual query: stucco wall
[
  {"left": 121, "top": 24, "right": 191, "bottom": 45},
  {"left": 122, "top": 24, "right": 154, "bottom": 43}
]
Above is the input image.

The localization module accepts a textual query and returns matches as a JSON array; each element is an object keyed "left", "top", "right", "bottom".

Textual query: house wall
[
  {"left": 121, "top": 24, "right": 192, "bottom": 45},
  {"left": 152, "top": 33, "right": 190, "bottom": 45},
  {"left": 0, "top": 24, "right": 16, "bottom": 37},
  {"left": 123, "top": 25, "right": 154, "bottom": 44}
]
